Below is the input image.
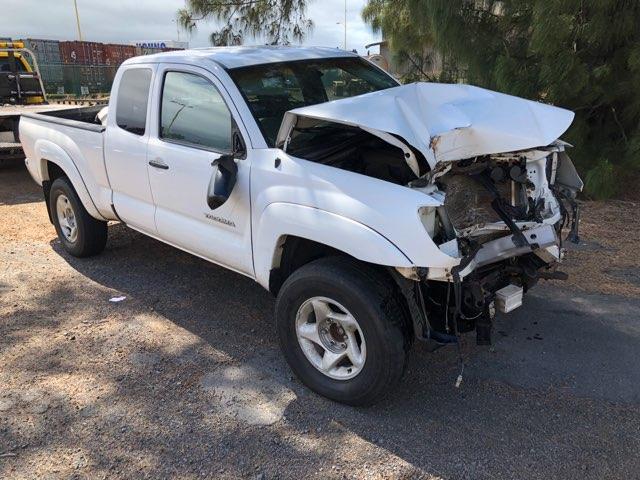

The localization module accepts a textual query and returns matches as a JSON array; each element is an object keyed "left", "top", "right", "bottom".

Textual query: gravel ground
[{"left": 1, "top": 163, "right": 639, "bottom": 479}]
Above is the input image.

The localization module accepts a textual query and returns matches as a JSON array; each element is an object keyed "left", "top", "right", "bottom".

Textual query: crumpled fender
[
  {"left": 253, "top": 202, "right": 413, "bottom": 289},
  {"left": 555, "top": 150, "right": 584, "bottom": 195}
]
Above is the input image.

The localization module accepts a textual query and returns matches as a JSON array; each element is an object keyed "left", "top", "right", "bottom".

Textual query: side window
[
  {"left": 160, "top": 71, "right": 232, "bottom": 152},
  {"left": 116, "top": 68, "right": 152, "bottom": 135}
]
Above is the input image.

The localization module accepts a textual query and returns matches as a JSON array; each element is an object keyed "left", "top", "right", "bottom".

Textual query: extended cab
[{"left": 20, "top": 47, "right": 583, "bottom": 405}]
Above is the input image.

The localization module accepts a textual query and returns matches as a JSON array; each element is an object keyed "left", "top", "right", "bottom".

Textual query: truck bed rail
[{"left": 21, "top": 111, "right": 105, "bottom": 133}]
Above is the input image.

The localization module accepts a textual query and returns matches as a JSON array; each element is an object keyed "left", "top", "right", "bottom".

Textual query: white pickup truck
[{"left": 20, "top": 46, "right": 583, "bottom": 405}]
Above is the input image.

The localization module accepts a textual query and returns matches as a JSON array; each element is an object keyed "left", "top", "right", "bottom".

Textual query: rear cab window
[{"left": 116, "top": 68, "right": 152, "bottom": 135}]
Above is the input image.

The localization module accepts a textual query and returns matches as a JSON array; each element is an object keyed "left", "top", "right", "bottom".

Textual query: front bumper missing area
[{"left": 458, "top": 223, "right": 559, "bottom": 279}]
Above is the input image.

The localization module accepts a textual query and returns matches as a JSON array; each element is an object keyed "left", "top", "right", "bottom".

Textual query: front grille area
[{"left": 441, "top": 174, "right": 511, "bottom": 230}]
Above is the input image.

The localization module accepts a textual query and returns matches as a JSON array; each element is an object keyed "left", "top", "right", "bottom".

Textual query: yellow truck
[
  {"left": 0, "top": 41, "right": 71, "bottom": 163},
  {"left": 0, "top": 41, "right": 46, "bottom": 103}
]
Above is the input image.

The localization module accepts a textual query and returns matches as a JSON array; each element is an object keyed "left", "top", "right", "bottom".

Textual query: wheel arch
[
  {"left": 33, "top": 139, "right": 105, "bottom": 221},
  {"left": 254, "top": 202, "right": 414, "bottom": 292},
  {"left": 267, "top": 235, "right": 344, "bottom": 295}
]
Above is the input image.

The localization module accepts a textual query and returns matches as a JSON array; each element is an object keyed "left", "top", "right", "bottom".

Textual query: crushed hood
[{"left": 276, "top": 82, "right": 575, "bottom": 169}]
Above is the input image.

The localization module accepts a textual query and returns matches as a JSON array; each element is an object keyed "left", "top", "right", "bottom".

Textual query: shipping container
[
  {"left": 124, "top": 44, "right": 138, "bottom": 60},
  {"left": 20, "top": 38, "right": 62, "bottom": 65},
  {"left": 136, "top": 46, "right": 164, "bottom": 56},
  {"left": 103, "top": 43, "right": 137, "bottom": 66},
  {"left": 38, "top": 64, "right": 64, "bottom": 86},
  {"left": 62, "top": 64, "right": 111, "bottom": 95},
  {"left": 103, "top": 64, "right": 119, "bottom": 86},
  {"left": 14, "top": 39, "right": 184, "bottom": 94},
  {"left": 60, "top": 41, "right": 104, "bottom": 65}
]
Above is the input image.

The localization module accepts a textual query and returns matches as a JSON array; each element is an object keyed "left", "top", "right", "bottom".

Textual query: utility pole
[
  {"left": 337, "top": 0, "right": 347, "bottom": 50},
  {"left": 344, "top": 0, "right": 347, "bottom": 51},
  {"left": 73, "top": 0, "right": 83, "bottom": 41}
]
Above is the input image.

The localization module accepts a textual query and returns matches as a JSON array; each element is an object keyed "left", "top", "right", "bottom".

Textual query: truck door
[
  {"left": 145, "top": 64, "right": 254, "bottom": 277},
  {"left": 104, "top": 64, "right": 157, "bottom": 234}
]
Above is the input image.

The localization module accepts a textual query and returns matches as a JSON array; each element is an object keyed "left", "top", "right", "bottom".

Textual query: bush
[
  {"left": 584, "top": 159, "right": 617, "bottom": 200},
  {"left": 363, "top": 0, "right": 640, "bottom": 199}
]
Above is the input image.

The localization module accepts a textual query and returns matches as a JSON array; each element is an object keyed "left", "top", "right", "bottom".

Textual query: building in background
[
  {"left": 131, "top": 40, "right": 189, "bottom": 54},
  {"left": 365, "top": 40, "right": 443, "bottom": 82}
]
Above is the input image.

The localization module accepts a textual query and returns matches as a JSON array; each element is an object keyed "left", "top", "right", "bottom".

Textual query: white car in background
[{"left": 19, "top": 46, "right": 582, "bottom": 405}]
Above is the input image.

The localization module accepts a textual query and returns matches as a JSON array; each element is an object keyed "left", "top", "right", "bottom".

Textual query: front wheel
[
  {"left": 50, "top": 176, "right": 107, "bottom": 257},
  {"left": 275, "top": 257, "right": 409, "bottom": 406}
]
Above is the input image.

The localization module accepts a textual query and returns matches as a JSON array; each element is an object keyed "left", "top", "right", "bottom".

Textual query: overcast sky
[{"left": 1, "top": 0, "right": 382, "bottom": 54}]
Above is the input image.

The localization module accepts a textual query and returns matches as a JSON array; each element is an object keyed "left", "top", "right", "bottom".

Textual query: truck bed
[
  {"left": 1, "top": 104, "right": 105, "bottom": 163},
  {"left": 19, "top": 107, "right": 114, "bottom": 221}
]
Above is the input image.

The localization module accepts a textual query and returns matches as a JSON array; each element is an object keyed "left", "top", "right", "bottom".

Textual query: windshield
[
  {"left": 228, "top": 57, "right": 398, "bottom": 146},
  {"left": 0, "top": 55, "right": 29, "bottom": 73}
]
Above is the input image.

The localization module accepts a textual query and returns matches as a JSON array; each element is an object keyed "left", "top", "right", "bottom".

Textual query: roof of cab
[{"left": 123, "top": 45, "right": 358, "bottom": 70}]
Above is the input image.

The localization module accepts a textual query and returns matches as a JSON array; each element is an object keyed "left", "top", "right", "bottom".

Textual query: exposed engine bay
[{"left": 286, "top": 120, "right": 421, "bottom": 185}]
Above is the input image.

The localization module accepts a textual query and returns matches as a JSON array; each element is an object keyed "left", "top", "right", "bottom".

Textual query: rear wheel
[
  {"left": 276, "top": 257, "right": 409, "bottom": 406},
  {"left": 50, "top": 176, "right": 107, "bottom": 257}
]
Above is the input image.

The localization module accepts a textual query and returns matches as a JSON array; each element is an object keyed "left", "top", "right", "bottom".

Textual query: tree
[
  {"left": 363, "top": 0, "right": 640, "bottom": 198},
  {"left": 177, "top": 0, "right": 313, "bottom": 46},
  {"left": 177, "top": 0, "right": 639, "bottom": 197}
]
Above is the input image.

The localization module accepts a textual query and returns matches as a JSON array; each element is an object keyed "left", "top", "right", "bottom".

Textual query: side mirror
[
  {"left": 206, "top": 127, "right": 245, "bottom": 210},
  {"left": 207, "top": 153, "right": 238, "bottom": 210}
]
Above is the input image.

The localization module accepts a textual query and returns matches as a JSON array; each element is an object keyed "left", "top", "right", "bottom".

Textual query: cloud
[{"left": 0, "top": 0, "right": 381, "bottom": 54}]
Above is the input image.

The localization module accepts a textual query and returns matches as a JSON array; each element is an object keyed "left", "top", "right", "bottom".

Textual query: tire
[
  {"left": 49, "top": 176, "right": 107, "bottom": 257},
  {"left": 275, "top": 257, "right": 409, "bottom": 406}
]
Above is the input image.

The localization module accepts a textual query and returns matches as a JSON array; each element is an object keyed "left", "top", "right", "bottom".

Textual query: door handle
[{"left": 149, "top": 159, "right": 169, "bottom": 170}]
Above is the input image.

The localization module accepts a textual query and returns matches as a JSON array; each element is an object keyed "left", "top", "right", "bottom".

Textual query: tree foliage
[
  {"left": 363, "top": 0, "right": 640, "bottom": 198},
  {"left": 177, "top": 0, "right": 639, "bottom": 197},
  {"left": 177, "top": 0, "right": 313, "bottom": 46}
]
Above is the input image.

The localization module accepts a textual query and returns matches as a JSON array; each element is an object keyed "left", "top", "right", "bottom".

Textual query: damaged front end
[
  {"left": 277, "top": 81, "right": 583, "bottom": 346},
  {"left": 405, "top": 142, "right": 582, "bottom": 345}
]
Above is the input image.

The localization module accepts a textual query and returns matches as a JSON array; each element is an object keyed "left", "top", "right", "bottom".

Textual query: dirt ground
[
  {"left": 555, "top": 199, "right": 640, "bottom": 297},
  {"left": 1, "top": 163, "right": 639, "bottom": 479}
]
